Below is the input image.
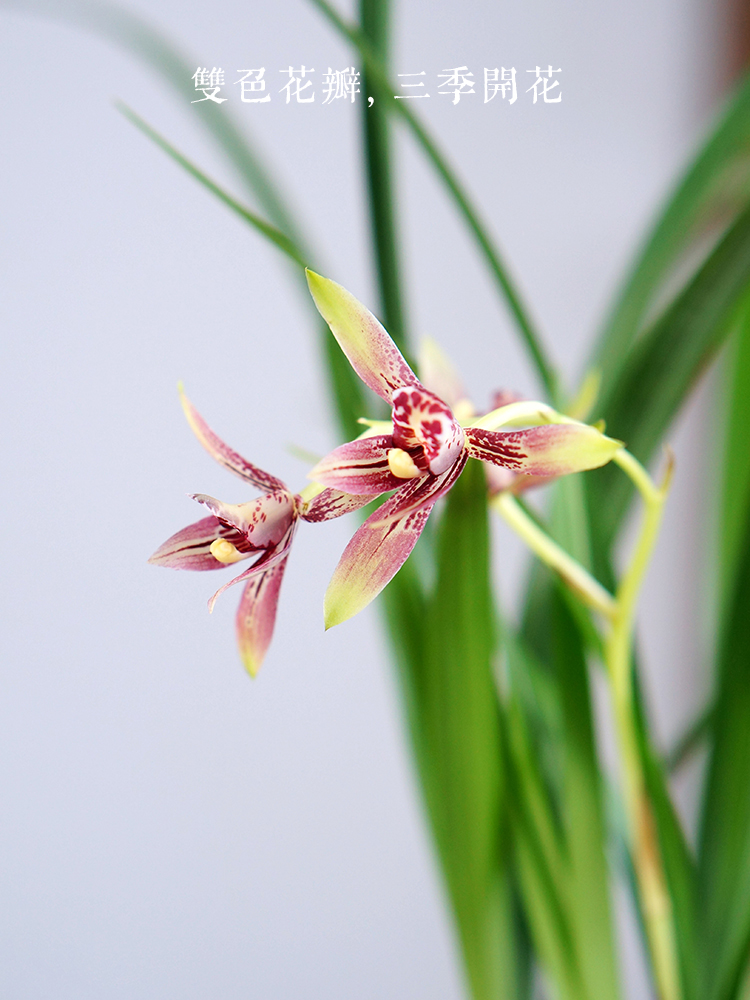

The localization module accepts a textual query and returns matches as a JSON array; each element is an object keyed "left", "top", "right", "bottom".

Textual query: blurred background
[{"left": 0, "top": 0, "right": 738, "bottom": 996}]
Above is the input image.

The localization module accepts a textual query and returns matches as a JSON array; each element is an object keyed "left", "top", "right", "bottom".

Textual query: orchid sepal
[
  {"left": 465, "top": 424, "right": 623, "bottom": 477},
  {"left": 323, "top": 453, "right": 468, "bottom": 628},
  {"left": 306, "top": 269, "right": 417, "bottom": 402}
]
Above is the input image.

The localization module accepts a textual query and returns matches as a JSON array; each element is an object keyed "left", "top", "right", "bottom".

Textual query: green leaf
[
  {"left": 502, "top": 640, "right": 584, "bottom": 1000},
  {"left": 5, "top": 0, "right": 310, "bottom": 248},
  {"left": 117, "top": 104, "right": 307, "bottom": 266},
  {"left": 634, "top": 685, "right": 699, "bottom": 1000},
  {"left": 550, "top": 588, "right": 621, "bottom": 1000},
  {"left": 593, "top": 72, "right": 750, "bottom": 393},
  {"left": 305, "top": 0, "right": 559, "bottom": 402},
  {"left": 358, "top": 0, "right": 409, "bottom": 355},
  {"left": 588, "top": 202, "right": 750, "bottom": 562},
  {"left": 719, "top": 298, "right": 750, "bottom": 606},
  {"left": 698, "top": 513, "right": 750, "bottom": 1000},
  {"left": 414, "top": 460, "right": 518, "bottom": 1000}
]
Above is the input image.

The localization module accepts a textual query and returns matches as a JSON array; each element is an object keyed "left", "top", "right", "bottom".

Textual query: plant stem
[
  {"left": 605, "top": 449, "right": 680, "bottom": 1000},
  {"left": 493, "top": 492, "right": 616, "bottom": 619}
]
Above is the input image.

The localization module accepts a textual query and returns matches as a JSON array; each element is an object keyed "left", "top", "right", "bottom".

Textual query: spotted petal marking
[
  {"left": 369, "top": 451, "right": 468, "bottom": 528},
  {"left": 324, "top": 498, "right": 432, "bottom": 630},
  {"left": 191, "top": 491, "right": 295, "bottom": 548},
  {"left": 148, "top": 515, "right": 251, "bottom": 571},
  {"left": 306, "top": 270, "right": 417, "bottom": 402},
  {"left": 391, "top": 385, "right": 465, "bottom": 475},
  {"left": 300, "top": 488, "right": 374, "bottom": 522},
  {"left": 235, "top": 552, "right": 292, "bottom": 677},
  {"left": 180, "top": 388, "right": 287, "bottom": 492},
  {"left": 465, "top": 424, "right": 623, "bottom": 476},
  {"left": 323, "top": 455, "right": 467, "bottom": 628},
  {"left": 207, "top": 523, "right": 297, "bottom": 613},
  {"left": 308, "top": 436, "right": 402, "bottom": 495}
]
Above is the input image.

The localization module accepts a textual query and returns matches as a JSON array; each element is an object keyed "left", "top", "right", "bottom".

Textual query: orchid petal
[
  {"left": 323, "top": 457, "right": 467, "bottom": 628},
  {"left": 306, "top": 270, "right": 417, "bottom": 402},
  {"left": 300, "top": 488, "right": 374, "bottom": 522},
  {"left": 179, "top": 388, "right": 287, "bottom": 492},
  {"left": 191, "top": 491, "right": 295, "bottom": 547},
  {"left": 391, "top": 385, "right": 465, "bottom": 475},
  {"left": 148, "top": 516, "right": 250, "bottom": 571},
  {"left": 369, "top": 452, "right": 469, "bottom": 528},
  {"left": 308, "top": 436, "right": 402, "bottom": 494},
  {"left": 417, "top": 338, "right": 468, "bottom": 410},
  {"left": 206, "top": 524, "right": 296, "bottom": 613},
  {"left": 235, "top": 552, "right": 291, "bottom": 677},
  {"left": 465, "top": 424, "right": 623, "bottom": 476}
]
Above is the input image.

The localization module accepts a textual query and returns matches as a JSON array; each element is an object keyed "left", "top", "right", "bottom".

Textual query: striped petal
[
  {"left": 235, "top": 552, "right": 291, "bottom": 677},
  {"left": 180, "top": 388, "right": 287, "bottom": 492},
  {"left": 306, "top": 270, "right": 417, "bottom": 402},
  {"left": 206, "top": 524, "right": 296, "bottom": 613},
  {"left": 148, "top": 516, "right": 250, "bottom": 571},
  {"left": 369, "top": 451, "right": 468, "bottom": 528},
  {"left": 465, "top": 423, "right": 623, "bottom": 476},
  {"left": 391, "top": 385, "right": 465, "bottom": 475},
  {"left": 308, "top": 436, "right": 402, "bottom": 494},
  {"left": 191, "top": 491, "right": 295, "bottom": 548},
  {"left": 300, "top": 488, "right": 374, "bottom": 522},
  {"left": 323, "top": 458, "right": 466, "bottom": 628}
]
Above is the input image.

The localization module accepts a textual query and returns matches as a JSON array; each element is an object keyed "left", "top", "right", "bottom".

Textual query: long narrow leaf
[
  {"left": 593, "top": 72, "right": 750, "bottom": 393},
  {"left": 699, "top": 482, "right": 750, "bottom": 1000},
  {"left": 3, "top": 0, "right": 309, "bottom": 248},
  {"left": 550, "top": 588, "right": 621, "bottom": 1000},
  {"left": 358, "top": 0, "right": 409, "bottom": 354},
  {"left": 417, "top": 460, "right": 513, "bottom": 1000},
  {"left": 305, "top": 0, "right": 559, "bottom": 401},
  {"left": 588, "top": 204, "right": 750, "bottom": 561}
]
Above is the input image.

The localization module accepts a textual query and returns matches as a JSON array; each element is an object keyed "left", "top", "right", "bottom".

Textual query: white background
[{"left": 0, "top": 0, "right": 723, "bottom": 996}]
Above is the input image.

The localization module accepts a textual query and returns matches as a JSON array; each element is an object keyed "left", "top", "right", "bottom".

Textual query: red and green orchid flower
[
  {"left": 149, "top": 389, "right": 370, "bottom": 676},
  {"left": 305, "top": 270, "right": 624, "bottom": 628}
]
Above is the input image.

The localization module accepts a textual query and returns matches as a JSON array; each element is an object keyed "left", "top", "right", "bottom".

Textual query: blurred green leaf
[
  {"left": 698, "top": 511, "right": 750, "bottom": 1000},
  {"left": 502, "top": 647, "right": 584, "bottom": 1000},
  {"left": 634, "top": 686, "right": 699, "bottom": 1000},
  {"left": 358, "top": 0, "right": 409, "bottom": 355},
  {"left": 305, "top": 0, "right": 559, "bottom": 401},
  {"left": 719, "top": 297, "right": 750, "bottom": 606},
  {"left": 3, "top": 0, "right": 309, "bottom": 246},
  {"left": 594, "top": 72, "right": 750, "bottom": 395},
  {"left": 415, "top": 460, "right": 517, "bottom": 1000},
  {"left": 550, "top": 588, "right": 621, "bottom": 1000},
  {"left": 588, "top": 202, "right": 750, "bottom": 565}
]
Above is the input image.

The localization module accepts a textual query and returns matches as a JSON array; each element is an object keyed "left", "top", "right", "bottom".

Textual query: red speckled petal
[
  {"left": 148, "top": 516, "right": 250, "bottom": 571},
  {"left": 235, "top": 552, "right": 291, "bottom": 677},
  {"left": 191, "top": 491, "right": 295, "bottom": 548},
  {"left": 323, "top": 457, "right": 466, "bottom": 628},
  {"left": 206, "top": 524, "right": 296, "bottom": 613},
  {"left": 309, "top": 435, "right": 401, "bottom": 494},
  {"left": 391, "top": 385, "right": 465, "bottom": 475},
  {"left": 300, "top": 489, "right": 374, "bottom": 522},
  {"left": 465, "top": 424, "right": 623, "bottom": 476},
  {"left": 306, "top": 270, "right": 417, "bottom": 402},
  {"left": 180, "top": 389, "right": 287, "bottom": 492}
]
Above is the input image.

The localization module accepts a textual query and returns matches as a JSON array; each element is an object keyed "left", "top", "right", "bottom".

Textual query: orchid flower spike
[
  {"left": 149, "top": 389, "right": 370, "bottom": 676},
  {"left": 306, "top": 269, "right": 623, "bottom": 629}
]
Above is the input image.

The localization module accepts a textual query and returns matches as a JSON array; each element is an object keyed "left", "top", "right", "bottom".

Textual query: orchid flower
[
  {"left": 305, "top": 270, "right": 624, "bottom": 628},
  {"left": 149, "top": 389, "right": 370, "bottom": 676}
]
